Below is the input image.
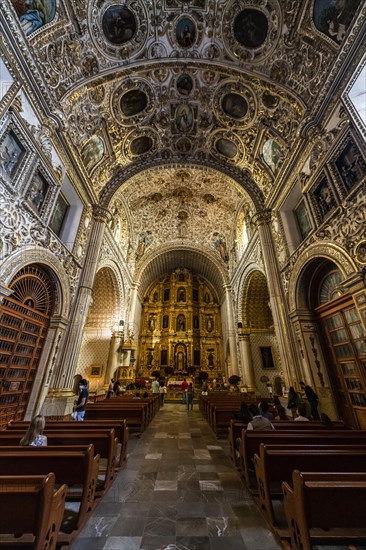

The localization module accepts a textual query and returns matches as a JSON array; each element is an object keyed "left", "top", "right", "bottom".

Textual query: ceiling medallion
[
  {"left": 223, "top": 0, "right": 281, "bottom": 63},
  {"left": 89, "top": 0, "right": 148, "bottom": 60},
  {"left": 169, "top": 13, "right": 204, "bottom": 51},
  {"left": 213, "top": 81, "right": 257, "bottom": 128},
  {"left": 111, "top": 79, "right": 155, "bottom": 126},
  {"left": 210, "top": 130, "right": 244, "bottom": 164},
  {"left": 123, "top": 128, "right": 159, "bottom": 160}
]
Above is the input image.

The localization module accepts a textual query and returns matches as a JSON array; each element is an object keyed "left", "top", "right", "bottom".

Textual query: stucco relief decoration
[
  {"left": 11, "top": 0, "right": 57, "bottom": 36},
  {"left": 89, "top": 0, "right": 148, "bottom": 60},
  {"left": 213, "top": 81, "right": 257, "bottom": 129},
  {"left": 0, "top": 180, "right": 79, "bottom": 299},
  {"left": 222, "top": 0, "right": 281, "bottom": 63},
  {"left": 110, "top": 167, "right": 247, "bottom": 260},
  {"left": 111, "top": 78, "right": 155, "bottom": 127}
]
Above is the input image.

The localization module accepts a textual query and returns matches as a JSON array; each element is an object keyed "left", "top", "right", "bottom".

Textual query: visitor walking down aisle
[{"left": 70, "top": 403, "right": 280, "bottom": 550}]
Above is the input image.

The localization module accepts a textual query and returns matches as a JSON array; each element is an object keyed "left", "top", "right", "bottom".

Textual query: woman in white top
[
  {"left": 19, "top": 414, "right": 47, "bottom": 446},
  {"left": 159, "top": 380, "right": 167, "bottom": 406}
]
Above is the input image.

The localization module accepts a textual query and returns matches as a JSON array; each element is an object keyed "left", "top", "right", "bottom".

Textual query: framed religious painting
[
  {"left": 312, "top": 175, "right": 337, "bottom": 222},
  {"left": 0, "top": 129, "right": 26, "bottom": 182},
  {"left": 90, "top": 364, "right": 103, "bottom": 378},
  {"left": 49, "top": 193, "right": 70, "bottom": 236},
  {"left": 26, "top": 170, "right": 50, "bottom": 215},
  {"left": 294, "top": 199, "right": 312, "bottom": 240},
  {"left": 334, "top": 138, "right": 366, "bottom": 193}
]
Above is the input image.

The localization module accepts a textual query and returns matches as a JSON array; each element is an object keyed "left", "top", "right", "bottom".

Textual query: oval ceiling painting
[
  {"left": 102, "top": 6, "right": 137, "bottom": 45},
  {"left": 216, "top": 138, "right": 237, "bottom": 159},
  {"left": 120, "top": 90, "right": 148, "bottom": 117},
  {"left": 221, "top": 93, "right": 248, "bottom": 119},
  {"left": 233, "top": 9, "right": 268, "bottom": 48},
  {"left": 130, "top": 136, "right": 153, "bottom": 156},
  {"left": 176, "top": 17, "right": 196, "bottom": 48},
  {"left": 177, "top": 74, "right": 194, "bottom": 96}
]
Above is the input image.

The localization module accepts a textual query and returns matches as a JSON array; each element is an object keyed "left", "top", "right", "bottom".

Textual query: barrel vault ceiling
[{"left": 4, "top": 0, "right": 364, "bottom": 280}]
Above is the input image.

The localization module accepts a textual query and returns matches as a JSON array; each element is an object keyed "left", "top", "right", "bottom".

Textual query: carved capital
[
  {"left": 251, "top": 209, "right": 272, "bottom": 228},
  {"left": 92, "top": 205, "right": 112, "bottom": 225}
]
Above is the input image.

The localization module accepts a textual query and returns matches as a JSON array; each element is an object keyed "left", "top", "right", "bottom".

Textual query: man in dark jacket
[{"left": 300, "top": 381, "right": 320, "bottom": 420}]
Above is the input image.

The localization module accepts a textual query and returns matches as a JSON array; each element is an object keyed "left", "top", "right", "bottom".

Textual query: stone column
[
  {"left": 105, "top": 330, "right": 124, "bottom": 384},
  {"left": 238, "top": 329, "right": 256, "bottom": 391},
  {"left": 52, "top": 205, "right": 111, "bottom": 395},
  {"left": 223, "top": 283, "right": 239, "bottom": 376},
  {"left": 252, "top": 210, "right": 301, "bottom": 386}
]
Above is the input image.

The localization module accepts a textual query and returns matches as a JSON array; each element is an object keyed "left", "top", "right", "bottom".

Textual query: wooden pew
[
  {"left": 228, "top": 419, "right": 348, "bottom": 469},
  {"left": 0, "top": 473, "right": 67, "bottom": 550},
  {"left": 0, "top": 429, "right": 117, "bottom": 493},
  {"left": 85, "top": 404, "right": 147, "bottom": 433},
  {"left": 7, "top": 419, "right": 128, "bottom": 467},
  {"left": 282, "top": 471, "right": 366, "bottom": 550},
  {"left": 239, "top": 429, "right": 366, "bottom": 491},
  {"left": 0, "top": 445, "right": 99, "bottom": 543},
  {"left": 253, "top": 444, "right": 366, "bottom": 531}
]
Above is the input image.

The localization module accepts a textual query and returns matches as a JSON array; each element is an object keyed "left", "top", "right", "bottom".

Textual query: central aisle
[{"left": 70, "top": 403, "right": 281, "bottom": 550}]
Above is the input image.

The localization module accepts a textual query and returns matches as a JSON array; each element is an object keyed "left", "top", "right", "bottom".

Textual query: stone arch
[
  {"left": 0, "top": 246, "right": 71, "bottom": 318},
  {"left": 288, "top": 242, "right": 357, "bottom": 313},
  {"left": 242, "top": 270, "right": 273, "bottom": 330},
  {"left": 97, "top": 258, "right": 127, "bottom": 317},
  {"left": 235, "top": 261, "right": 264, "bottom": 325},
  {"left": 134, "top": 243, "right": 230, "bottom": 304}
]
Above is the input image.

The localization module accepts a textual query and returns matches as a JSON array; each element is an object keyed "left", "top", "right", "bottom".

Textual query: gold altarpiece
[{"left": 137, "top": 269, "right": 223, "bottom": 380}]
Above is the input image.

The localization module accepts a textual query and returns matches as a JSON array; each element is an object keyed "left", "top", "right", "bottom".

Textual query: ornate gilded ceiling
[{"left": 3, "top": 0, "right": 365, "bottom": 275}]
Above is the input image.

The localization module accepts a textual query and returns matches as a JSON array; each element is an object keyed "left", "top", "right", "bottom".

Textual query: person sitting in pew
[
  {"left": 247, "top": 404, "right": 274, "bottom": 431},
  {"left": 294, "top": 402, "right": 310, "bottom": 421},
  {"left": 274, "top": 405, "right": 289, "bottom": 420},
  {"left": 234, "top": 402, "right": 252, "bottom": 423},
  {"left": 19, "top": 414, "right": 47, "bottom": 446},
  {"left": 259, "top": 401, "right": 274, "bottom": 421},
  {"left": 320, "top": 412, "right": 334, "bottom": 428}
]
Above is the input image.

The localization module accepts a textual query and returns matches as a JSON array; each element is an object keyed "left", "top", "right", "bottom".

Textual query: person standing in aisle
[
  {"left": 181, "top": 378, "right": 188, "bottom": 404},
  {"left": 73, "top": 379, "right": 89, "bottom": 421},
  {"left": 159, "top": 380, "right": 167, "bottom": 406},
  {"left": 187, "top": 382, "right": 195, "bottom": 411}
]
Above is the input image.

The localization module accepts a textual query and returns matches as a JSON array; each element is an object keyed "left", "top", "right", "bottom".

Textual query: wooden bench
[
  {"left": 282, "top": 470, "right": 366, "bottom": 550},
  {"left": 228, "top": 419, "right": 348, "bottom": 469},
  {"left": 8, "top": 419, "right": 129, "bottom": 467},
  {"left": 239, "top": 429, "right": 366, "bottom": 491},
  {"left": 253, "top": 444, "right": 366, "bottom": 531},
  {"left": 0, "top": 473, "right": 67, "bottom": 549},
  {"left": 85, "top": 404, "right": 147, "bottom": 433},
  {"left": 0, "top": 445, "right": 99, "bottom": 543},
  {"left": 0, "top": 429, "right": 117, "bottom": 493}
]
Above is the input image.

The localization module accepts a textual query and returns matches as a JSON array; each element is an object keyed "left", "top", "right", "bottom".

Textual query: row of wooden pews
[
  {"left": 0, "top": 394, "right": 159, "bottom": 548},
  {"left": 228, "top": 418, "right": 366, "bottom": 549},
  {"left": 199, "top": 393, "right": 258, "bottom": 437}
]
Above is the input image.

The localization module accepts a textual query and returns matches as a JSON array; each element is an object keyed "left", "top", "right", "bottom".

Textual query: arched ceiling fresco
[{"left": 6, "top": 0, "right": 364, "bottom": 274}]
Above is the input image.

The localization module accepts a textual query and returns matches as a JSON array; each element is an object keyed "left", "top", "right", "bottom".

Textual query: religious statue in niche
[
  {"left": 215, "top": 235, "right": 229, "bottom": 262},
  {"left": 208, "top": 352, "right": 214, "bottom": 368},
  {"left": 177, "top": 288, "right": 186, "bottom": 302},
  {"left": 147, "top": 352, "right": 153, "bottom": 367},
  {"left": 148, "top": 317, "right": 156, "bottom": 331},
  {"left": 206, "top": 316, "right": 214, "bottom": 332},
  {"left": 176, "top": 314, "right": 186, "bottom": 331},
  {"left": 135, "top": 231, "right": 152, "bottom": 260}
]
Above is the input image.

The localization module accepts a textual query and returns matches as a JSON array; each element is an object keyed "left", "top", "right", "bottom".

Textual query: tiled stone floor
[{"left": 70, "top": 403, "right": 281, "bottom": 550}]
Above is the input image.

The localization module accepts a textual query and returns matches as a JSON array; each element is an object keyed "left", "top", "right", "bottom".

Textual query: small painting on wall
[
  {"left": 260, "top": 346, "right": 275, "bottom": 369},
  {"left": 0, "top": 130, "right": 26, "bottom": 179},
  {"left": 313, "top": 176, "right": 337, "bottom": 220},
  {"left": 294, "top": 199, "right": 312, "bottom": 240},
  {"left": 334, "top": 140, "right": 366, "bottom": 191},
  {"left": 49, "top": 193, "right": 69, "bottom": 236},
  {"left": 27, "top": 171, "right": 50, "bottom": 214},
  {"left": 90, "top": 364, "right": 103, "bottom": 378}
]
